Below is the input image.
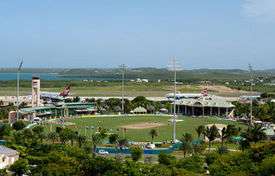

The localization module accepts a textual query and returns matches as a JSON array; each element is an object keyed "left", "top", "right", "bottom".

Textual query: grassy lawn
[
  {"left": 45, "top": 115, "right": 246, "bottom": 142},
  {"left": 0, "top": 80, "right": 250, "bottom": 97},
  {"left": 0, "top": 82, "right": 201, "bottom": 97}
]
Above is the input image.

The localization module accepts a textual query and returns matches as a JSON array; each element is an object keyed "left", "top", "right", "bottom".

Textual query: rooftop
[
  {"left": 0, "top": 145, "right": 18, "bottom": 156},
  {"left": 175, "top": 95, "right": 234, "bottom": 108}
]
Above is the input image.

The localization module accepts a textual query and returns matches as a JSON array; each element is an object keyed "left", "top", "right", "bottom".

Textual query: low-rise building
[
  {"left": 0, "top": 145, "right": 19, "bottom": 169},
  {"left": 19, "top": 102, "right": 96, "bottom": 119}
]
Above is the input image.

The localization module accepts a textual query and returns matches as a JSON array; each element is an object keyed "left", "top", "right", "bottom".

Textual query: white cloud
[{"left": 242, "top": 0, "right": 275, "bottom": 22}]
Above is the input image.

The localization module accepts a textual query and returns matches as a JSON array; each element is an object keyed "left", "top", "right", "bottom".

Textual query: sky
[{"left": 0, "top": 0, "right": 275, "bottom": 69}]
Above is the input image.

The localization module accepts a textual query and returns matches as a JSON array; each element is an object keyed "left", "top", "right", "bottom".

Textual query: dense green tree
[
  {"left": 0, "top": 169, "right": 7, "bottom": 176},
  {"left": 158, "top": 152, "right": 176, "bottom": 166},
  {"left": 91, "top": 133, "right": 103, "bottom": 156},
  {"left": 176, "top": 155, "right": 205, "bottom": 173},
  {"left": 32, "top": 125, "right": 45, "bottom": 143},
  {"left": 241, "top": 124, "right": 266, "bottom": 143},
  {"left": 55, "top": 126, "right": 64, "bottom": 134},
  {"left": 221, "top": 124, "right": 240, "bottom": 146},
  {"left": 9, "top": 159, "right": 29, "bottom": 176},
  {"left": 12, "top": 120, "right": 26, "bottom": 131},
  {"left": 131, "top": 96, "right": 154, "bottom": 110},
  {"left": 256, "top": 155, "right": 275, "bottom": 176},
  {"left": 47, "top": 131, "right": 59, "bottom": 144},
  {"left": 0, "top": 105, "right": 15, "bottom": 120},
  {"left": 208, "top": 152, "right": 256, "bottom": 176},
  {"left": 59, "top": 128, "right": 77, "bottom": 145},
  {"left": 0, "top": 123, "right": 11, "bottom": 139}
]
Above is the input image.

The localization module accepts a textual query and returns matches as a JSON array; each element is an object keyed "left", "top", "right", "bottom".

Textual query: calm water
[{"left": 0, "top": 73, "right": 119, "bottom": 81}]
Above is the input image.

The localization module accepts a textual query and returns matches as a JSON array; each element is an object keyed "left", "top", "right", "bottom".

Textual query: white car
[
  {"left": 98, "top": 150, "right": 109, "bottom": 155},
  {"left": 32, "top": 117, "right": 42, "bottom": 124}
]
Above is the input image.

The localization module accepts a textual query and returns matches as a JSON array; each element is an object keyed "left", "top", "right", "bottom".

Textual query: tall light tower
[
  {"left": 16, "top": 59, "right": 23, "bottom": 120},
  {"left": 120, "top": 64, "right": 127, "bottom": 114},
  {"left": 248, "top": 64, "right": 253, "bottom": 126},
  {"left": 168, "top": 58, "right": 181, "bottom": 143}
]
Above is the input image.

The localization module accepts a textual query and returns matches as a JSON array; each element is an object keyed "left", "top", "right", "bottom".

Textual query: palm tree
[
  {"left": 204, "top": 125, "right": 220, "bottom": 151},
  {"left": 221, "top": 125, "right": 240, "bottom": 146},
  {"left": 180, "top": 133, "right": 193, "bottom": 157},
  {"left": 196, "top": 125, "right": 205, "bottom": 138},
  {"left": 91, "top": 133, "right": 103, "bottom": 157},
  {"left": 149, "top": 129, "right": 158, "bottom": 143},
  {"left": 109, "top": 133, "right": 119, "bottom": 144},
  {"left": 241, "top": 124, "right": 266, "bottom": 143},
  {"left": 77, "top": 134, "right": 86, "bottom": 148},
  {"left": 181, "top": 133, "right": 193, "bottom": 143},
  {"left": 118, "top": 138, "right": 128, "bottom": 150}
]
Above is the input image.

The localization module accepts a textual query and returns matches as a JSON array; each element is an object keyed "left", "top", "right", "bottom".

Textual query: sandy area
[{"left": 121, "top": 122, "right": 164, "bottom": 129}]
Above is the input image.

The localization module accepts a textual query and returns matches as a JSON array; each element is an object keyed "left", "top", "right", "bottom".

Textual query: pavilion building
[{"left": 174, "top": 95, "right": 235, "bottom": 117}]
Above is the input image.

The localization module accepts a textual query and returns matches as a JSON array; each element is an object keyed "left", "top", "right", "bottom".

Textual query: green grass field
[
  {"left": 45, "top": 115, "right": 246, "bottom": 142},
  {"left": 0, "top": 81, "right": 201, "bottom": 97}
]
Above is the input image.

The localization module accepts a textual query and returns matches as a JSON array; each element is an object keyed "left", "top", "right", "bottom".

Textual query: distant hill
[
  {"left": 0, "top": 67, "right": 274, "bottom": 82},
  {"left": 56, "top": 68, "right": 275, "bottom": 82}
]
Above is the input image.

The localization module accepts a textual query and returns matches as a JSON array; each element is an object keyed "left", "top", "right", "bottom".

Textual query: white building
[{"left": 0, "top": 145, "right": 19, "bottom": 169}]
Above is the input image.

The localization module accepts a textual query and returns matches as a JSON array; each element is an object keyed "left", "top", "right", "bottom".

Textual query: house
[{"left": 0, "top": 145, "right": 19, "bottom": 169}]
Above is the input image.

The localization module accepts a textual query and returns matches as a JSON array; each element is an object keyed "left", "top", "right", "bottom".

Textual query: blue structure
[{"left": 96, "top": 143, "right": 182, "bottom": 155}]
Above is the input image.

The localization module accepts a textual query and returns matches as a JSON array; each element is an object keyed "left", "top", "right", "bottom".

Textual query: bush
[
  {"left": 217, "top": 146, "right": 229, "bottom": 154},
  {"left": 256, "top": 155, "right": 275, "bottom": 176},
  {"left": 9, "top": 159, "right": 29, "bottom": 176},
  {"left": 130, "top": 146, "right": 142, "bottom": 162},
  {"left": 209, "top": 152, "right": 256, "bottom": 176},
  {"left": 12, "top": 120, "right": 26, "bottom": 131},
  {"left": 0, "top": 123, "right": 11, "bottom": 138},
  {"left": 250, "top": 141, "right": 275, "bottom": 162},
  {"left": 158, "top": 152, "right": 176, "bottom": 166},
  {"left": 176, "top": 155, "right": 205, "bottom": 173},
  {"left": 205, "top": 152, "right": 219, "bottom": 165}
]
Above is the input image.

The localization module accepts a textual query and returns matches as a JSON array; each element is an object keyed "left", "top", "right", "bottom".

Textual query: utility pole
[
  {"left": 16, "top": 59, "right": 23, "bottom": 120},
  {"left": 169, "top": 58, "right": 181, "bottom": 143},
  {"left": 120, "top": 64, "right": 126, "bottom": 114},
  {"left": 248, "top": 64, "right": 253, "bottom": 126}
]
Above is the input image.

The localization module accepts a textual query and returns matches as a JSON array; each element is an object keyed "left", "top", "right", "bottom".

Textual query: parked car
[
  {"left": 98, "top": 150, "right": 109, "bottom": 155},
  {"left": 32, "top": 117, "right": 42, "bottom": 124}
]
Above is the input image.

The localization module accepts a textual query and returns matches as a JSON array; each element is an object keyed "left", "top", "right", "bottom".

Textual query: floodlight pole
[
  {"left": 171, "top": 58, "right": 178, "bottom": 143},
  {"left": 16, "top": 60, "right": 23, "bottom": 120},
  {"left": 120, "top": 64, "right": 126, "bottom": 114},
  {"left": 248, "top": 64, "right": 253, "bottom": 126}
]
